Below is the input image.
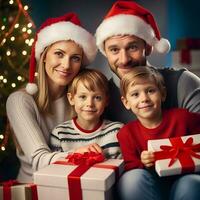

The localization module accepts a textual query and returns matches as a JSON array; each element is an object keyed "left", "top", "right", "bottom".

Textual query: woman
[{"left": 6, "top": 12, "right": 97, "bottom": 183}]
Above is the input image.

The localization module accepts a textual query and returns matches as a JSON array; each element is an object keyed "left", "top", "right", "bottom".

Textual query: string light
[
  {"left": 27, "top": 23, "right": 32, "bottom": 28},
  {"left": 3, "top": 79, "right": 7, "bottom": 83},
  {"left": 14, "top": 23, "right": 19, "bottom": 28},
  {"left": 0, "top": 135, "right": 4, "bottom": 139},
  {"left": 24, "top": 5, "right": 28, "bottom": 10},
  {"left": 10, "top": 36, "right": 15, "bottom": 41},
  {"left": 27, "top": 29, "right": 32, "bottom": 34},
  {"left": 1, "top": 25, "right": 5, "bottom": 30},
  {"left": 6, "top": 50, "right": 11, "bottom": 56},
  {"left": 22, "top": 50, "right": 27, "bottom": 55},
  {"left": 11, "top": 83, "right": 16, "bottom": 87},
  {"left": 22, "top": 27, "right": 27, "bottom": 32},
  {"left": 1, "top": 146, "right": 5, "bottom": 151},
  {"left": 0, "top": 76, "right": 3, "bottom": 80},
  {"left": 17, "top": 75, "right": 22, "bottom": 80},
  {"left": 9, "top": 0, "right": 14, "bottom": 4}
]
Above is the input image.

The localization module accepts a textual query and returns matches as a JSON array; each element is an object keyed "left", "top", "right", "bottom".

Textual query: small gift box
[
  {"left": 0, "top": 180, "right": 38, "bottom": 200},
  {"left": 176, "top": 38, "right": 200, "bottom": 50},
  {"left": 172, "top": 50, "right": 200, "bottom": 70},
  {"left": 148, "top": 134, "right": 200, "bottom": 177},
  {"left": 34, "top": 152, "right": 124, "bottom": 200}
]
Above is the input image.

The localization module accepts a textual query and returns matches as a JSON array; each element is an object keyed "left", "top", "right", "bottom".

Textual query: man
[
  {"left": 95, "top": 0, "right": 200, "bottom": 124},
  {"left": 95, "top": 1, "right": 200, "bottom": 200}
]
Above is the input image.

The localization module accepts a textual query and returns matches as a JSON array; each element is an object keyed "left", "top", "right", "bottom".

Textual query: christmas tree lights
[{"left": 0, "top": 0, "right": 36, "bottom": 180}]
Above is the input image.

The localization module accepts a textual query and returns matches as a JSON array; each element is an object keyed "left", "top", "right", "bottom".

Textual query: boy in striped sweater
[{"left": 50, "top": 68, "right": 123, "bottom": 159}]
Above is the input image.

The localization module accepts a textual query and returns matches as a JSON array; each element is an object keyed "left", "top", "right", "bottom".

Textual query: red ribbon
[
  {"left": 3, "top": 180, "right": 19, "bottom": 200},
  {"left": 2, "top": 180, "right": 38, "bottom": 200},
  {"left": 54, "top": 152, "right": 118, "bottom": 200},
  {"left": 154, "top": 137, "right": 200, "bottom": 173}
]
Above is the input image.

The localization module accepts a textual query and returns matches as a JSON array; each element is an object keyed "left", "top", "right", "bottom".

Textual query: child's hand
[
  {"left": 74, "top": 143, "right": 103, "bottom": 154},
  {"left": 141, "top": 150, "right": 155, "bottom": 168}
]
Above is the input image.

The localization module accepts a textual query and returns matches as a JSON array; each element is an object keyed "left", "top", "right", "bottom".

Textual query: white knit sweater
[
  {"left": 6, "top": 91, "right": 70, "bottom": 183},
  {"left": 50, "top": 118, "right": 123, "bottom": 159}
]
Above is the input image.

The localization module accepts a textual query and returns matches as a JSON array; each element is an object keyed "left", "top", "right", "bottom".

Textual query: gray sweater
[{"left": 6, "top": 91, "right": 70, "bottom": 182}]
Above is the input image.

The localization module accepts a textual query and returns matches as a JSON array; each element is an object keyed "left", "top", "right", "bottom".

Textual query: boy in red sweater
[{"left": 117, "top": 66, "right": 200, "bottom": 200}]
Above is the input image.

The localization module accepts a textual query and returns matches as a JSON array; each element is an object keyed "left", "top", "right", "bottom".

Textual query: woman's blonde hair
[
  {"left": 68, "top": 68, "right": 109, "bottom": 98},
  {"left": 120, "top": 66, "right": 166, "bottom": 98},
  {"left": 35, "top": 47, "right": 50, "bottom": 113}
]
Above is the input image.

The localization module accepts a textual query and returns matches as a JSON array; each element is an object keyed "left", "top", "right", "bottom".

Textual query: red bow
[
  {"left": 154, "top": 137, "right": 200, "bottom": 172},
  {"left": 66, "top": 152, "right": 105, "bottom": 166}
]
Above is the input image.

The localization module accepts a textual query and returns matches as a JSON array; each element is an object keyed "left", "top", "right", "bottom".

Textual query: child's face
[
  {"left": 68, "top": 82, "right": 108, "bottom": 124},
  {"left": 121, "top": 78, "right": 164, "bottom": 124}
]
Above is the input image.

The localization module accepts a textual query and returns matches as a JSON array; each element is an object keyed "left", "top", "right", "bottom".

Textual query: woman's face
[{"left": 44, "top": 40, "right": 83, "bottom": 91}]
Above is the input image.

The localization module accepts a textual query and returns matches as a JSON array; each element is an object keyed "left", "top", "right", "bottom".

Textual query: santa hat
[
  {"left": 95, "top": 1, "right": 170, "bottom": 56},
  {"left": 26, "top": 12, "right": 97, "bottom": 95}
]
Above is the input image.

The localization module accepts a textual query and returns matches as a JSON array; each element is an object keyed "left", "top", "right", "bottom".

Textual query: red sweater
[{"left": 117, "top": 108, "right": 200, "bottom": 171}]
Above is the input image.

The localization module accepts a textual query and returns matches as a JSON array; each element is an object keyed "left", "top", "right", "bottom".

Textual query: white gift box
[
  {"left": 34, "top": 159, "right": 124, "bottom": 200},
  {"left": 172, "top": 50, "right": 200, "bottom": 70},
  {"left": 148, "top": 134, "right": 200, "bottom": 177},
  {"left": 0, "top": 182, "right": 36, "bottom": 200}
]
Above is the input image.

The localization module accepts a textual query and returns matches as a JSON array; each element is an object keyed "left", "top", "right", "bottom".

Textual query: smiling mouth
[
  {"left": 56, "top": 70, "right": 72, "bottom": 76},
  {"left": 139, "top": 105, "right": 153, "bottom": 109},
  {"left": 83, "top": 110, "right": 96, "bottom": 113}
]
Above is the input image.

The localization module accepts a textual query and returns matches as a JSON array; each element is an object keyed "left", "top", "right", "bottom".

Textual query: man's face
[{"left": 104, "top": 35, "right": 149, "bottom": 79}]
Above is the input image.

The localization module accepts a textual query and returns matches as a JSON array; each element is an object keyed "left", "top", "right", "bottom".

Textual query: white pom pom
[
  {"left": 154, "top": 38, "right": 171, "bottom": 54},
  {"left": 26, "top": 83, "right": 38, "bottom": 95}
]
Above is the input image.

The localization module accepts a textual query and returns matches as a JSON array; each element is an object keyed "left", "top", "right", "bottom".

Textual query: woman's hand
[
  {"left": 141, "top": 150, "right": 155, "bottom": 168},
  {"left": 74, "top": 143, "right": 103, "bottom": 154}
]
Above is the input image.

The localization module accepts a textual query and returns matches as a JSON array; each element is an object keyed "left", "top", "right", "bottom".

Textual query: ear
[
  {"left": 121, "top": 96, "right": 131, "bottom": 110},
  {"left": 145, "top": 44, "right": 152, "bottom": 56},
  {"left": 67, "top": 93, "right": 75, "bottom": 106}
]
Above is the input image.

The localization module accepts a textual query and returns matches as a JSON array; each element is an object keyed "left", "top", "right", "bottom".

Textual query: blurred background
[{"left": 0, "top": 0, "right": 200, "bottom": 181}]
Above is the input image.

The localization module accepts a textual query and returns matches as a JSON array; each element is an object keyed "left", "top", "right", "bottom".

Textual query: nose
[
  {"left": 140, "top": 92, "right": 150, "bottom": 102},
  {"left": 62, "top": 57, "right": 71, "bottom": 70},
  {"left": 119, "top": 49, "right": 131, "bottom": 65},
  {"left": 86, "top": 97, "right": 94, "bottom": 107}
]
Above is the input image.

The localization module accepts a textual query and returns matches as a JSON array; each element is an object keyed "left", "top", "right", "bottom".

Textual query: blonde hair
[
  {"left": 35, "top": 47, "right": 50, "bottom": 113},
  {"left": 120, "top": 66, "right": 166, "bottom": 98},
  {"left": 68, "top": 68, "right": 109, "bottom": 97}
]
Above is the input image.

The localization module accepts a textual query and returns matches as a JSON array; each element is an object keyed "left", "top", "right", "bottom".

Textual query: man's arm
[{"left": 177, "top": 70, "right": 200, "bottom": 112}]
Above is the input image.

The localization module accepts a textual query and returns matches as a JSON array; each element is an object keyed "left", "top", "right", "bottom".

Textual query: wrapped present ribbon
[
  {"left": 154, "top": 137, "right": 200, "bottom": 174},
  {"left": 54, "top": 152, "right": 119, "bottom": 200},
  {"left": 180, "top": 50, "right": 191, "bottom": 64},
  {"left": 2, "top": 180, "right": 38, "bottom": 200}
]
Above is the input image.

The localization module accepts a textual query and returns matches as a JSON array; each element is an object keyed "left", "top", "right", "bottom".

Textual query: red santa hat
[
  {"left": 26, "top": 12, "right": 97, "bottom": 95},
  {"left": 95, "top": 1, "right": 170, "bottom": 56}
]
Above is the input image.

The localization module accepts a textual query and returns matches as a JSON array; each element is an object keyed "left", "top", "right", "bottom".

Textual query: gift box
[
  {"left": 34, "top": 154, "right": 124, "bottom": 200},
  {"left": 0, "top": 180, "right": 38, "bottom": 200},
  {"left": 172, "top": 50, "right": 200, "bottom": 70},
  {"left": 148, "top": 134, "right": 200, "bottom": 177},
  {"left": 176, "top": 38, "right": 200, "bottom": 50}
]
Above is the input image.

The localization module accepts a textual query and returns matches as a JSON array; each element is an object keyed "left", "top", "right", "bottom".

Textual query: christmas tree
[{"left": 0, "top": 0, "right": 35, "bottom": 180}]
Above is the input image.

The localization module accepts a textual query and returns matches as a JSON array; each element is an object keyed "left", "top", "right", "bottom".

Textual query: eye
[
  {"left": 78, "top": 95, "right": 86, "bottom": 100},
  {"left": 71, "top": 55, "right": 82, "bottom": 63},
  {"left": 128, "top": 44, "right": 138, "bottom": 52},
  {"left": 109, "top": 47, "right": 119, "bottom": 54},
  {"left": 148, "top": 88, "right": 157, "bottom": 94},
  {"left": 95, "top": 95, "right": 103, "bottom": 101},
  {"left": 55, "top": 51, "right": 64, "bottom": 58},
  {"left": 130, "top": 92, "right": 139, "bottom": 98}
]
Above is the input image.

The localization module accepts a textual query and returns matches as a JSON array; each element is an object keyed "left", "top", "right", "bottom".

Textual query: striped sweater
[{"left": 50, "top": 118, "right": 123, "bottom": 159}]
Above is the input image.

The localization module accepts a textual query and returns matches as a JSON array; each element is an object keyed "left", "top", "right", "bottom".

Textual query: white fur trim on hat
[
  {"left": 26, "top": 83, "right": 38, "bottom": 95},
  {"left": 96, "top": 14, "right": 170, "bottom": 55},
  {"left": 35, "top": 21, "right": 97, "bottom": 65}
]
